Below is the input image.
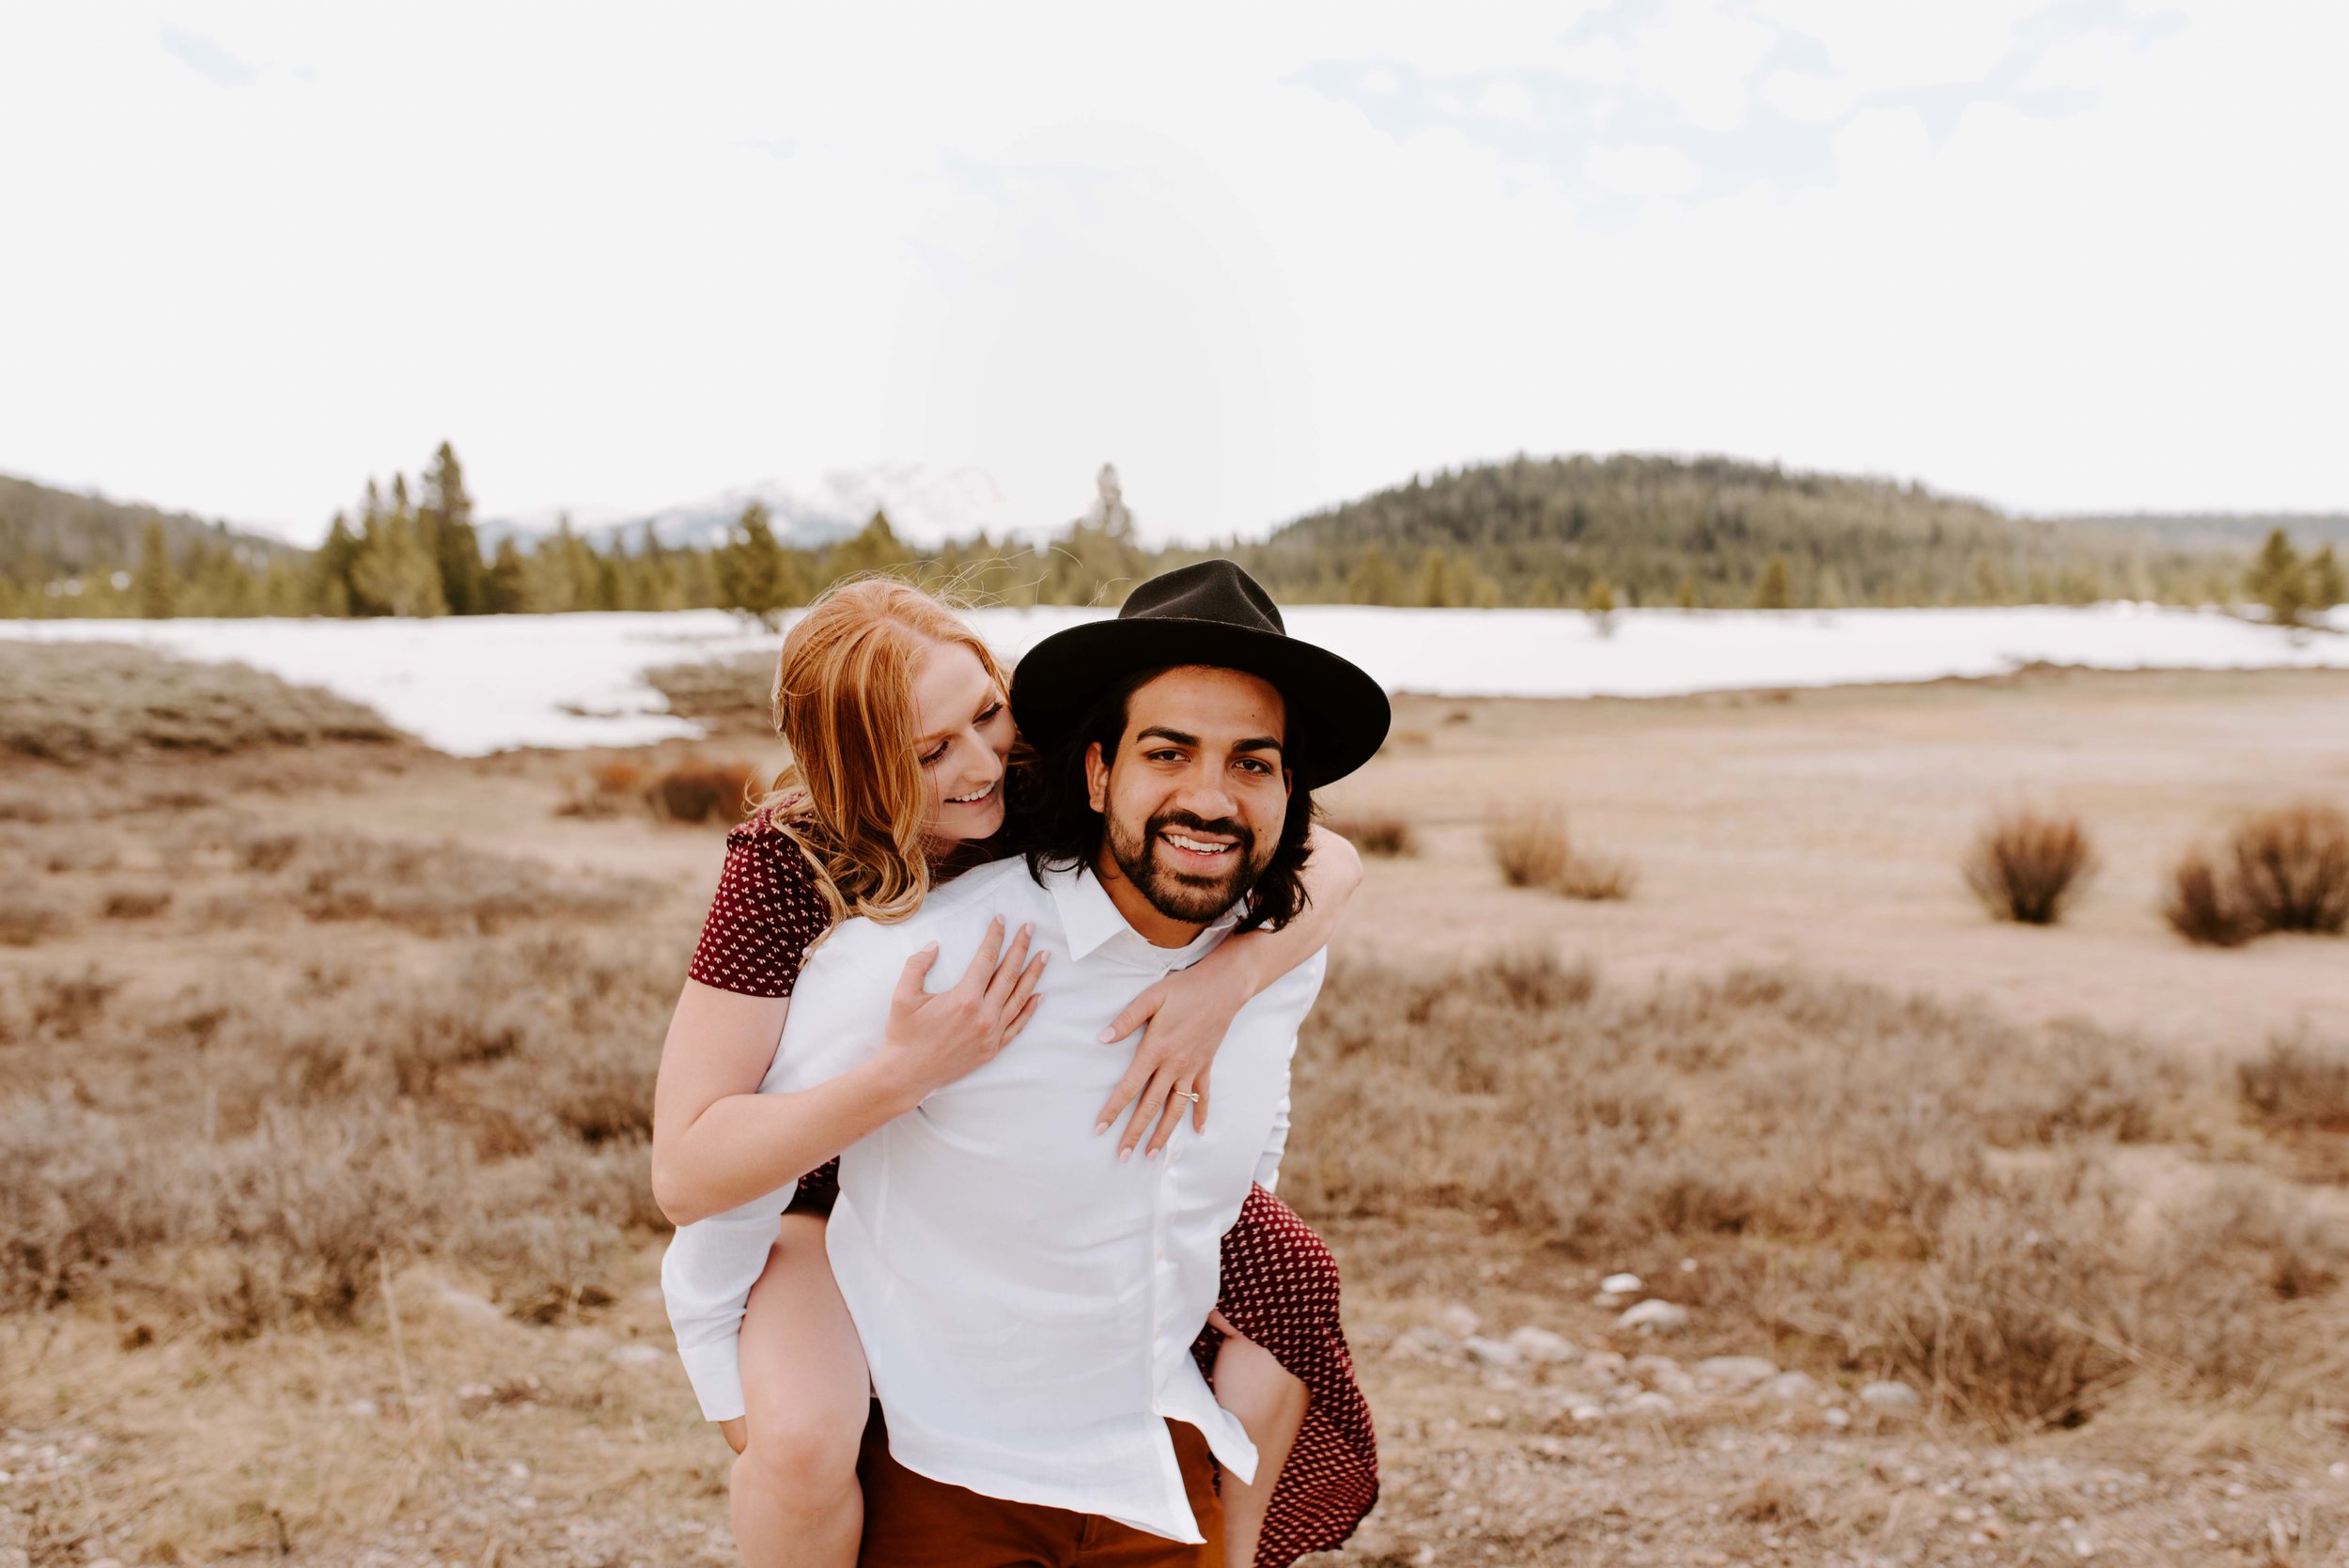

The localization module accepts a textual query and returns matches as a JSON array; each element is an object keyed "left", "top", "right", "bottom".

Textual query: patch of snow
[{"left": 4, "top": 603, "right": 2344, "bottom": 757}]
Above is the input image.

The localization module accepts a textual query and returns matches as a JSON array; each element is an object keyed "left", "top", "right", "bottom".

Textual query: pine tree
[
  {"left": 829, "top": 510, "right": 912, "bottom": 582},
  {"left": 2247, "top": 528, "right": 2307, "bottom": 628},
  {"left": 716, "top": 502, "right": 792, "bottom": 628},
  {"left": 132, "top": 520, "right": 178, "bottom": 618},
  {"left": 313, "top": 513, "right": 361, "bottom": 616},
  {"left": 351, "top": 502, "right": 448, "bottom": 617},
  {"left": 2304, "top": 545, "right": 2344, "bottom": 612},
  {"left": 1753, "top": 554, "right": 1792, "bottom": 610},
  {"left": 419, "top": 442, "right": 485, "bottom": 614},
  {"left": 482, "top": 536, "right": 529, "bottom": 614},
  {"left": 1414, "top": 548, "right": 1455, "bottom": 608},
  {"left": 1585, "top": 577, "right": 1617, "bottom": 635},
  {"left": 1347, "top": 545, "right": 1401, "bottom": 605}
]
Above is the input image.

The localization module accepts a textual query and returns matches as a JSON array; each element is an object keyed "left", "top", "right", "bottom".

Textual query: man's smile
[{"left": 1158, "top": 829, "right": 1237, "bottom": 863}]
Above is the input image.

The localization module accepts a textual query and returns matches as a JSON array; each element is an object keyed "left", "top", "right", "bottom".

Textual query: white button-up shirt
[{"left": 661, "top": 854, "right": 1323, "bottom": 1544}]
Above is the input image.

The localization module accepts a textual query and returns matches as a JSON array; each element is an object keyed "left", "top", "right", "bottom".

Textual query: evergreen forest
[{"left": 4, "top": 447, "right": 2339, "bottom": 625}]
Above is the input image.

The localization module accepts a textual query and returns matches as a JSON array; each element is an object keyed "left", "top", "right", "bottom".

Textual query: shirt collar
[{"left": 1046, "top": 861, "right": 1243, "bottom": 965}]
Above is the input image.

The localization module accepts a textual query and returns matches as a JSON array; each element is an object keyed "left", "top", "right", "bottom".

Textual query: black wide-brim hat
[{"left": 1009, "top": 559, "right": 1392, "bottom": 786}]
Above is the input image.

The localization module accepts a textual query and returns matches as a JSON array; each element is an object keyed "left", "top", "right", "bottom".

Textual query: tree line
[{"left": 5, "top": 447, "right": 2337, "bottom": 624}]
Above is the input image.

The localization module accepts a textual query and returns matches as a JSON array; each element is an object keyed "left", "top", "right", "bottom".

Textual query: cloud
[
  {"left": 157, "top": 24, "right": 258, "bottom": 89},
  {"left": 1584, "top": 141, "right": 1702, "bottom": 197}
]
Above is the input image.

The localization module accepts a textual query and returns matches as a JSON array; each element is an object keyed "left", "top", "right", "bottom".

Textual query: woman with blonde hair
[{"left": 651, "top": 576, "right": 1377, "bottom": 1568}]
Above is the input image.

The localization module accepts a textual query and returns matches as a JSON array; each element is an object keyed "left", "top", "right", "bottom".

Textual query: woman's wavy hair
[
  {"left": 753, "top": 576, "right": 1013, "bottom": 926},
  {"left": 1017, "top": 664, "right": 1317, "bottom": 936}
]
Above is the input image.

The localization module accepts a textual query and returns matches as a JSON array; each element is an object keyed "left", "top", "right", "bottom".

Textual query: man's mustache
[{"left": 1149, "top": 810, "right": 1253, "bottom": 855}]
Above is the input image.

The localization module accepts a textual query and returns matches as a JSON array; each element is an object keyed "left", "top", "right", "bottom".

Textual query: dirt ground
[{"left": 8, "top": 664, "right": 2348, "bottom": 1567}]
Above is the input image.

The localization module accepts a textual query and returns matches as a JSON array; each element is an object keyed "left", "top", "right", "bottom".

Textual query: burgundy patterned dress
[{"left": 687, "top": 808, "right": 1377, "bottom": 1566}]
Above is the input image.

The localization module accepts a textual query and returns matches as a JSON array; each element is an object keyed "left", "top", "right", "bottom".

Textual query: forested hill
[
  {"left": 1227, "top": 455, "right": 2241, "bottom": 609},
  {"left": 1, "top": 473, "right": 303, "bottom": 582}
]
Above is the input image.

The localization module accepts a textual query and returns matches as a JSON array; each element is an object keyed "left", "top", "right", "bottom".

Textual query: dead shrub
[
  {"left": 1485, "top": 804, "right": 1637, "bottom": 900},
  {"left": 29, "top": 967, "right": 119, "bottom": 1041},
  {"left": 1486, "top": 804, "right": 1571, "bottom": 887},
  {"left": 648, "top": 756, "right": 763, "bottom": 826},
  {"left": 1, "top": 888, "right": 70, "bottom": 946},
  {"left": 2231, "top": 800, "right": 2349, "bottom": 936},
  {"left": 1554, "top": 850, "right": 1637, "bottom": 901},
  {"left": 2238, "top": 1034, "right": 2349, "bottom": 1133},
  {"left": 101, "top": 883, "right": 174, "bottom": 920},
  {"left": 2164, "top": 803, "right": 2349, "bottom": 945},
  {"left": 2164, "top": 846, "right": 2257, "bottom": 947},
  {"left": 557, "top": 755, "right": 651, "bottom": 819},
  {"left": 1963, "top": 809, "right": 2095, "bottom": 925},
  {"left": 1329, "top": 812, "right": 1416, "bottom": 858}
]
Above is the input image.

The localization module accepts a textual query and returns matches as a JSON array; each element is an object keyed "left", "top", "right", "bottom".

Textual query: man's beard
[{"left": 1104, "top": 807, "right": 1274, "bottom": 925}]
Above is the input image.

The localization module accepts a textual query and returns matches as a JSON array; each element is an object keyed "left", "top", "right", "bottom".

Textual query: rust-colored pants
[{"left": 855, "top": 1404, "right": 1225, "bottom": 1568}]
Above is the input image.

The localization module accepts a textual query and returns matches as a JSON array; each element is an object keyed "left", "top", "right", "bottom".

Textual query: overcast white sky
[{"left": 2, "top": 2, "right": 2342, "bottom": 547}]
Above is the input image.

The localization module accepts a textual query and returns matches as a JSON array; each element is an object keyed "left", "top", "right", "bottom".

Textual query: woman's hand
[
  {"left": 879, "top": 916, "right": 1047, "bottom": 1102},
  {"left": 1092, "top": 959, "right": 1252, "bottom": 1161}
]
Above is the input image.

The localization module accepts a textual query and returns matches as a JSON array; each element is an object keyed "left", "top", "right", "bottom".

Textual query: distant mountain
[
  {"left": 477, "top": 461, "right": 1012, "bottom": 555},
  {"left": 0, "top": 472, "right": 305, "bottom": 582},
  {"left": 2055, "top": 512, "right": 2349, "bottom": 552}
]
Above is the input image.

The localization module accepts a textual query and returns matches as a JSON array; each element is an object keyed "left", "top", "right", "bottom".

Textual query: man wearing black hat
[{"left": 754, "top": 561, "right": 1389, "bottom": 1566}]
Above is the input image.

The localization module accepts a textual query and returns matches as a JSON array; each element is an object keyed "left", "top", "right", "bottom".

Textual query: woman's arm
[
  {"left": 651, "top": 918, "right": 1045, "bottom": 1226},
  {"left": 1094, "top": 823, "right": 1364, "bottom": 1159}
]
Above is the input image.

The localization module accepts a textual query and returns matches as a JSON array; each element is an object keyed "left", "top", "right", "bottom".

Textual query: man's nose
[{"left": 1172, "top": 760, "right": 1238, "bottom": 821}]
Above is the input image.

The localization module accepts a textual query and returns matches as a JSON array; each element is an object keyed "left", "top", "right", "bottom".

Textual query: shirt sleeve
[{"left": 687, "top": 817, "right": 832, "bottom": 998}]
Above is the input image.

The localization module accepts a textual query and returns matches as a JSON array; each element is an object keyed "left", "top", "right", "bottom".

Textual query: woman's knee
[{"left": 734, "top": 1403, "right": 863, "bottom": 1498}]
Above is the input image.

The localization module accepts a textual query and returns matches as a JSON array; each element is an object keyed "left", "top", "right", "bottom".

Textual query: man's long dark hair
[{"left": 1014, "top": 665, "right": 1316, "bottom": 935}]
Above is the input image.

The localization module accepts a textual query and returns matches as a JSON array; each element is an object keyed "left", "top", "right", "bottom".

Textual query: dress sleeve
[{"left": 686, "top": 816, "right": 833, "bottom": 998}]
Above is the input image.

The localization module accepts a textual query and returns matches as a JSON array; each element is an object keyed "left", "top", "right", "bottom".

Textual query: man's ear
[{"left": 1085, "top": 741, "right": 1110, "bottom": 814}]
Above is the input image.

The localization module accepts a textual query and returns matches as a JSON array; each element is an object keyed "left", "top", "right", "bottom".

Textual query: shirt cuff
[{"left": 675, "top": 1335, "right": 748, "bottom": 1424}]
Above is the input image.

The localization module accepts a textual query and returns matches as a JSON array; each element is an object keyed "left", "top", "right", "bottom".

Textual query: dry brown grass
[
  {"left": 2238, "top": 1033, "right": 2349, "bottom": 1134},
  {"left": 0, "top": 886, "right": 69, "bottom": 946},
  {"left": 1328, "top": 811, "right": 1417, "bottom": 858},
  {"left": 643, "top": 652, "right": 776, "bottom": 730},
  {"left": 1286, "top": 954, "right": 2341, "bottom": 1434},
  {"left": 0, "top": 800, "right": 677, "bottom": 1342},
  {"left": 1962, "top": 808, "right": 2095, "bottom": 925},
  {"left": 1485, "top": 804, "right": 1637, "bottom": 901},
  {"left": 0, "top": 639, "right": 401, "bottom": 761}
]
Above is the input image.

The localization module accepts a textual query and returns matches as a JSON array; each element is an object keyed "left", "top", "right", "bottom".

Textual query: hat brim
[{"left": 1010, "top": 615, "right": 1392, "bottom": 787}]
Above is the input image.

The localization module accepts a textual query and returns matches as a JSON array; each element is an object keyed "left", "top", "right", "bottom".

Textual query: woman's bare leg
[
  {"left": 728, "top": 1214, "right": 870, "bottom": 1568},
  {"left": 1208, "top": 1310, "right": 1309, "bottom": 1568}
]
